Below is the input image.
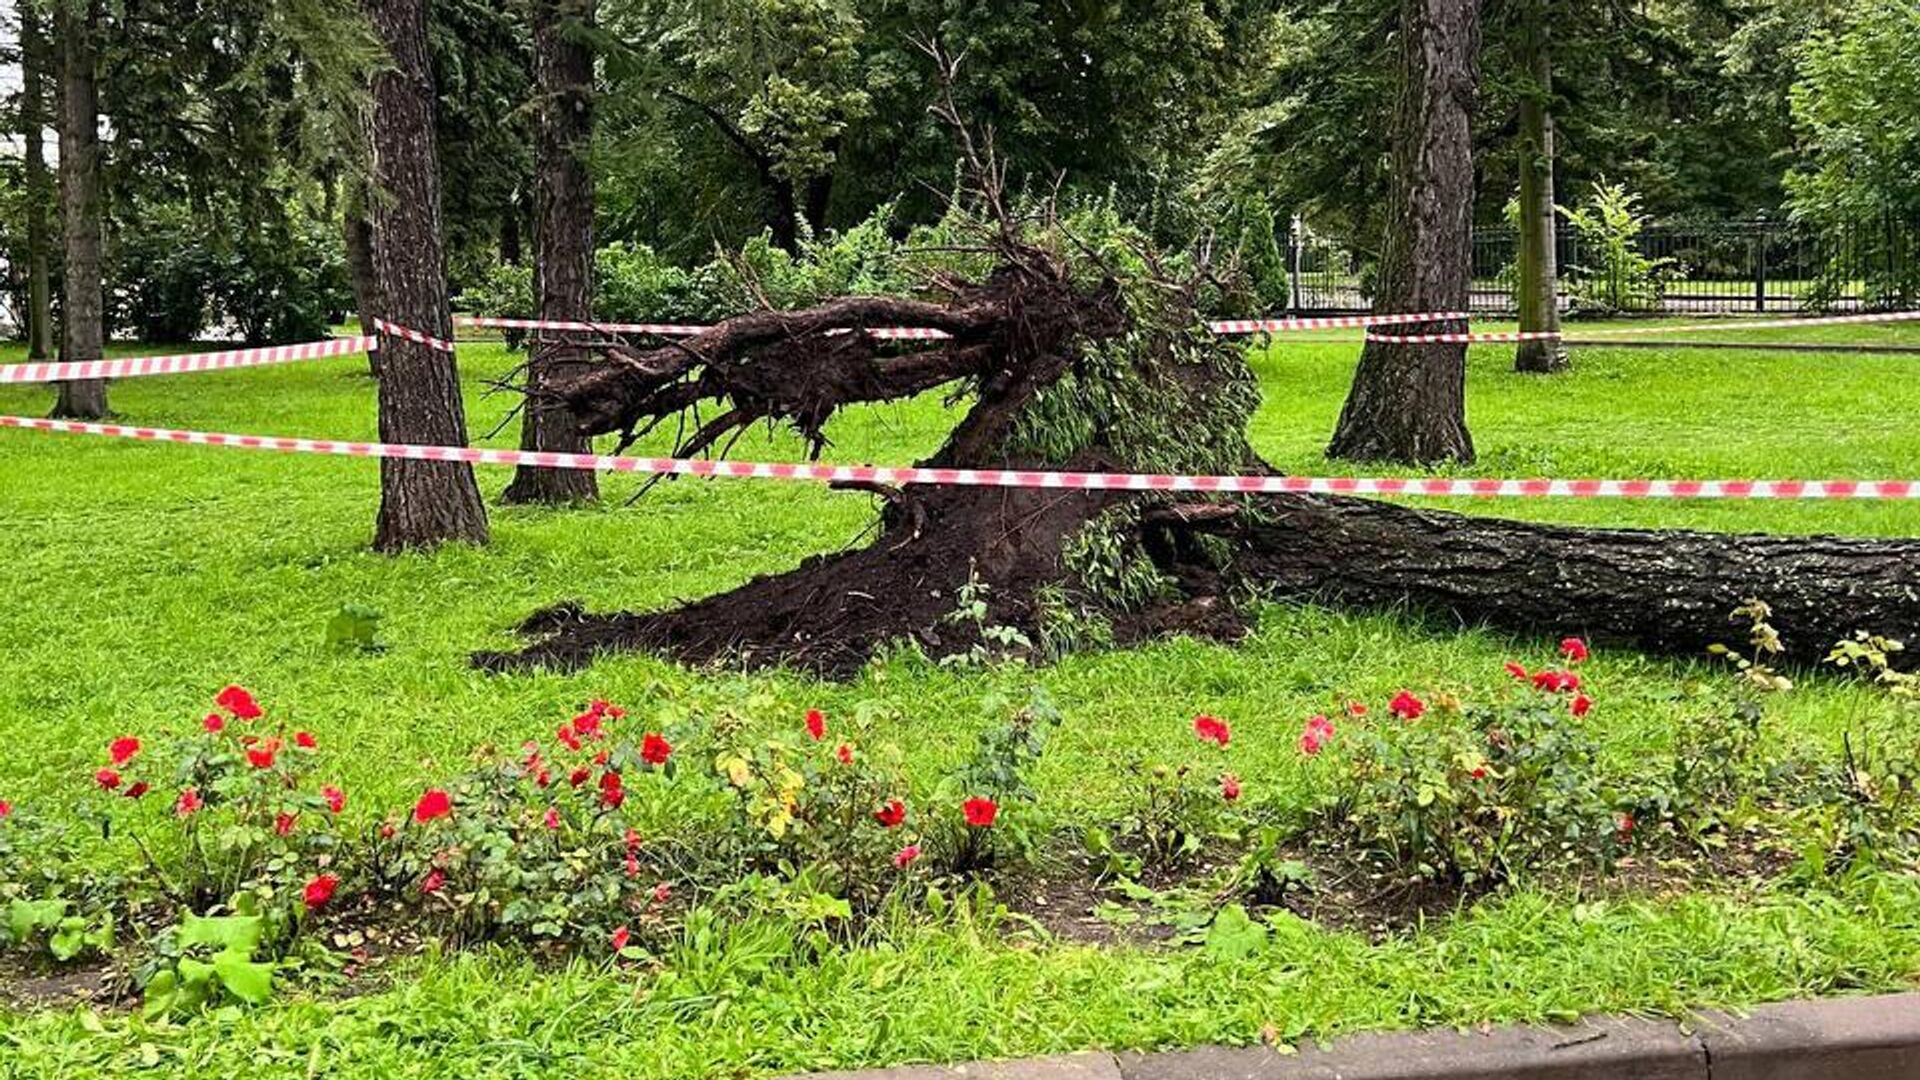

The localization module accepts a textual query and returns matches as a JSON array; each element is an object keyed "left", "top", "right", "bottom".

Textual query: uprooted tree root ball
[{"left": 474, "top": 218, "right": 1920, "bottom": 679}]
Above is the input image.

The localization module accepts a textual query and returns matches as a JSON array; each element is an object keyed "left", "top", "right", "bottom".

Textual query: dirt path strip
[
  {"left": 9, "top": 417, "right": 1920, "bottom": 500},
  {"left": 784, "top": 992, "right": 1920, "bottom": 1080}
]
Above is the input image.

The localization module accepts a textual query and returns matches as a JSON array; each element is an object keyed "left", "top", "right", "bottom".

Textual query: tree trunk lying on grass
[{"left": 473, "top": 219, "right": 1920, "bottom": 678}]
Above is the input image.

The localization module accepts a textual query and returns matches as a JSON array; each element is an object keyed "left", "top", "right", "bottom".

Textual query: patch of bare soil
[{"left": 0, "top": 956, "right": 126, "bottom": 1010}]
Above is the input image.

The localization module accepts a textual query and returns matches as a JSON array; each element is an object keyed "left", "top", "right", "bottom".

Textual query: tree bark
[
  {"left": 53, "top": 0, "right": 108, "bottom": 420},
  {"left": 363, "top": 0, "right": 490, "bottom": 551},
  {"left": 1327, "top": 0, "right": 1478, "bottom": 464},
  {"left": 501, "top": 0, "right": 600, "bottom": 505},
  {"left": 343, "top": 181, "right": 383, "bottom": 377},
  {"left": 1512, "top": 0, "right": 1569, "bottom": 374},
  {"left": 1236, "top": 495, "right": 1920, "bottom": 664},
  {"left": 21, "top": 6, "right": 55, "bottom": 362}
]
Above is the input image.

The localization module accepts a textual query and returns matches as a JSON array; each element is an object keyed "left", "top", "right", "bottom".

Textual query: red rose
[
  {"left": 413, "top": 788, "right": 452, "bottom": 823},
  {"left": 652, "top": 882, "right": 671, "bottom": 904},
  {"left": 873, "top": 799, "right": 906, "bottom": 828},
  {"left": 599, "top": 770, "right": 626, "bottom": 808},
  {"left": 275, "top": 812, "right": 297, "bottom": 837},
  {"left": 124, "top": 782, "right": 150, "bottom": 800},
  {"left": 421, "top": 868, "right": 446, "bottom": 894},
  {"left": 1297, "top": 729, "right": 1325, "bottom": 756},
  {"left": 1571, "top": 694, "right": 1593, "bottom": 718},
  {"left": 94, "top": 768, "right": 121, "bottom": 791},
  {"left": 640, "top": 733, "right": 672, "bottom": 766},
  {"left": 1346, "top": 701, "right": 1369, "bottom": 717},
  {"left": 804, "top": 708, "right": 826, "bottom": 741},
  {"left": 835, "top": 743, "right": 854, "bottom": 765},
  {"left": 572, "top": 711, "right": 602, "bottom": 740},
  {"left": 535, "top": 769, "right": 552, "bottom": 788},
  {"left": 176, "top": 788, "right": 203, "bottom": 816},
  {"left": 1220, "top": 773, "right": 1242, "bottom": 801},
  {"left": 1471, "top": 764, "right": 1489, "bottom": 780},
  {"left": 544, "top": 807, "right": 561, "bottom": 830},
  {"left": 1617, "top": 812, "right": 1636, "bottom": 838},
  {"left": 379, "top": 822, "right": 397, "bottom": 840},
  {"left": 1561, "top": 637, "right": 1590, "bottom": 664},
  {"left": 1389, "top": 691, "right": 1426, "bottom": 721},
  {"left": 1306, "top": 714, "right": 1335, "bottom": 737},
  {"left": 109, "top": 737, "right": 141, "bottom": 766},
  {"left": 592, "top": 750, "right": 610, "bottom": 766},
  {"left": 556, "top": 725, "right": 583, "bottom": 752},
  {"left": 962, "top": 797, "right": 998, "bottom": 827},
  {"left": 893, "top": 845, "right": 921, "bottom": 868},
  {"left": 294, "top": 731, "right": 317, "bottom": 750},
  {"left": 302, "top": 873, "right": 339, "bottom": 910},
  {"left": 610, "top": 926, "right": 630, "bottom": 953},
  {"left": 322, "top": 786, "right": 346, "bottom": 814},
  {"left": 624, "top": 851, "right": 641, "bottom": 879},
  {"left": 203, "top": 713, "right": 225, "bottom": 733},
  {"left": 215, "top": 685, "right": 263, "bottom": 720},
  {"left": 0, "top": 800, "right": 12, "bottom": 819},
  {"left": 247, "top": 739, "right": 281, "bottom": 769},
  {"left": 1532, "top": 670, "right": 1581, "bottom": 693},
  {"left": 1192, "top": 715, "right": 1231, "bottom": 746},
  {"left": 1504, "top": 661, "right": 1529, "bottom": 681},
  {"left": 624, "top": 828, "right": 642, "bottom": 853},
  {"left": 568, "top": 766, "right": 591, "bottom": 788}
]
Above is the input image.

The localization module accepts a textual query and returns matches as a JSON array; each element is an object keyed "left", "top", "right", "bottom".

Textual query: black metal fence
[{"left": 1288, "top": 217, "right": 1920, "bottom": 316}]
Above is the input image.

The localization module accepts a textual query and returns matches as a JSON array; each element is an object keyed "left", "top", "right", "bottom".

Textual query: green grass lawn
[{"left": 1, "top": 325, "right": 1917, "bottom": 1076}]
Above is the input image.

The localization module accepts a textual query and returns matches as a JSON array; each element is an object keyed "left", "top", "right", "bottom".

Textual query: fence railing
[{"left": 1289, "top": 217, "right": 1920, "bottom": 316}]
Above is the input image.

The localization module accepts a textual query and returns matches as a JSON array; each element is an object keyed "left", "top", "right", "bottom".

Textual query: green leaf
[
  {"left": 212, "top": 954, "right": 275, "bottom": 1005},
  {"left": 178, "top": 914, "right": 263, "bottom": 956},
  {"left": 1203, "top": 904, "right": 1268, "bottom": 961},
  {"left": 9, "top": 898, "right": 67, "bottom": 941},
  {"left": 325, "top": 604, "right": 385, "bottom": 652}
]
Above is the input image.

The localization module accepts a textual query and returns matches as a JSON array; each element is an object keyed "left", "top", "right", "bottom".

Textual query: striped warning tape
[
  {"left": 455, "top": 310, "right": 1475, "bottom": 340},
  {"left": 371, "top": 318, "right": 456, "bottom": 353},
  {"left": 0, "top": 336, "right": 379, "bottom": 385},
  {"left": 1364, "top": 308, "right": 1920, "bottom": 345},
  {"left": 5, "top": 415, "right": 1917, "bottom": 499}
]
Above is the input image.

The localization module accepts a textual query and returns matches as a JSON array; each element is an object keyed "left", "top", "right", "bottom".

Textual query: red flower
[
  {"left": 1504, "top": 661, "right": 1529, "bottom": 681},
  {"left": 572, "top": 710, "right": 603, "bottom": 741},
  {"left": 592, "top": 750, "right": 610, "bottom": 767},
  {"left": 1221, "top": 773, "right": 1242, "bottom": 801},
  {"left": 94, "top": 768, "right": 121, "bottom": 791},
  {"left": 894, "top": 845, "right": 922, "bottom": 869},
  {"left": 534, "top": 769, "right": 552, "bottom": 788},
  {"left": 0, "top": 800, "right": 11, "bottom": 819},
  {"left": 1345, "top": 701, "right": 1369, "bottom": 717},
  {"left": 568, "top": 766, "right": 591, "bottom": 788},
  {"left": 275, "top": 812, "right": 297, "bottom": 837},
  {"left": 640, "top": 733, "right": 672, "bottom": 766},
  {"left": 421, "top": 868, "right": 446, "bottom": 894},
  {"left": 1560, "top": 637, "right": 1590, "bottom": 664},
  {"left": 1471, "top": 764, "right": 1489, "bottom": 780},
  {"left": 322, "top": 786, "right": 346, "bottom": 814},
  {"left": 873, "top": 799, "right": 906, "bottom": 828},
  {"left": 610, "top": 926, "right": 631, "bottom": 953},
  {"left": 1571, "top": 693, "right": 1593, "bottom": 718},
  {"left": 1532, "top": 670, "right": 1581, "bottom": 693},
  {"left": 599, "top": 770, "right": 625, "bottom": 808},
  {"left": 413, "top": 788, "right": 452, "bottom": 823},
  {"left": 652, "top": 882, "right": 672, "bottom": 904},
  {"left": 109, "top": 737, "right": 141, "bottom": 766},
  {"left": 294, "top": 731, "right": 317, "bottom": 750},
  {"left": 589, "top": 699, "right": 625, "bottom": 720},
  {"left": 1297, "top": 729, "right": 1326, "bottom": 756},
  {"left": 124, "top": 782, "right": 150, "bottom": 800},
  {"left": 379, "top": 822, "right": 397, "bottom": 840},
  {"left": 962, "top": 797, "right": 998, "bottom": 827},
  {"left": 624, "top": 851, "right": 641, "bottom": 878},
  {"left": 835, "top": 743, "right": 854, "bottom": 765},
  {"left": 1388, "top": 691, "right": 1426, "bottom": 721},
  {"left": 1306, "top": 714, "right": 1336, "bottom": 737},
  {"left": 625, "top": 828, "right": 642, "bottom": 853},
  {"left": 544, "top": 807, "right": 562, "bottom": 831},
  {"left": 1192, "top": 714, "right": 1231, "bottom": 746},
  {"left": 302, "top": 873, "right": 338, "bottom": 910},
  {"left": 203, "top": 713, "right": 226, "bottom": 733},
  {"left": 215, "top": 685, "right": 263, "bottom": 720},
  {"left": 556, "top": 725, "right": 583, "bottom": 752},
  {"left": 1617, "top": 812, "right": 1636, "bottom": 838},
  {"left": 247, "top": 739, "right": 281, "bottom": 769},
  {"left": 176, "top": 788, "right": 203, "bottom": 817}
]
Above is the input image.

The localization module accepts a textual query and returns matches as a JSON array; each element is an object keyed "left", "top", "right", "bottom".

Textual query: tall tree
[
  {"left": 343, "top": 178, "right": 383, "bottom": 375},
  {"left": 53, "top": 0, "right": 108, "bottom": 420},
  {"left": 502, "top": 0, "right": 601, "bottom": 504},
  {"left": 20, "top": 4, "right": 56, "bottom": 362},
  {"left": 363, "top": 0, "right": 491, "bottom": 551},
  {"left": 1510, "top": 0, "right": 1567, "bottom": 373},
  {"left": 1327, "top": 0, "right": 1479, "bottom": 463}
]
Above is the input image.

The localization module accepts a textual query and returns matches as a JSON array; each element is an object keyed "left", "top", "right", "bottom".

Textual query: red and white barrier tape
[
  {"left": 1365, "top": 307, "right": 1920, "bottom": 345},
  {"left": 1366, "top": 329, "right": 1565, "bottom": 345},
  {"left": 372, "top": 318, "right": 456, "bottom": 353},
  {"left": 455, "top": 310, "right": 1475, "bottom": 340},
  {"left": 0, "top": 336, "right": 378, "bottom": 386},
  {"left": 6, "top": 415, "right": 1918, "bottom": 499}
]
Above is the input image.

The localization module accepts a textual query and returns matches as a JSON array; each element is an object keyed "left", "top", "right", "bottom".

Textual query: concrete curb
[{"left": 781, "top": 992, "right": 1920, "bottom": 1080}]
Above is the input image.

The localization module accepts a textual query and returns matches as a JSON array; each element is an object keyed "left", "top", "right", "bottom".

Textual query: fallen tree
[{"left": 473, "top": 203, "right": 1920, "bottom": 678}]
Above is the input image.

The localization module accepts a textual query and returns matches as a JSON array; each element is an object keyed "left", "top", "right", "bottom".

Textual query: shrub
[
  {"left": 1559, "top": 181, "right": 1676, "bottom": 315},
  {"left": 936, "top": 688, "right": 1064, "bottom": 873},
  {"left": 1088, "top": 713, "right": 1243, "bottom": 874}
]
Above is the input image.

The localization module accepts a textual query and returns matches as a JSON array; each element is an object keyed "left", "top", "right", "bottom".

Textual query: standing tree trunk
[
  {"left": 363, "top": 0, "right": 490, "bottom": 551},
  {"left": 501, "top": 0, "right": 600, "bottom": 505},
  {"left": 52, "top": 0, "right": 108, "bottom": 420},
  {"left": 1327, "top": 0, "right": 1479, "bottom": 464},
  {"left": 1512, "top": 0, "right": 1568, "bottom": 373},
  {"left": 343, "top": 181, "right": 383, "bottom": 377},
  {"left": 21, "top": 6, "right": 55, "bottom": 362}
]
